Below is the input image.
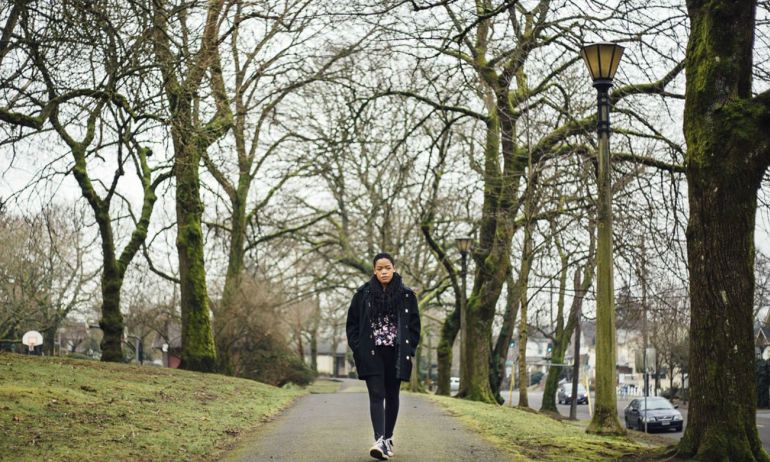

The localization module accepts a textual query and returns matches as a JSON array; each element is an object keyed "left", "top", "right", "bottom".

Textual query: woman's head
[{"left": 372, "top": 252, "right": 395, "bottom": 285}]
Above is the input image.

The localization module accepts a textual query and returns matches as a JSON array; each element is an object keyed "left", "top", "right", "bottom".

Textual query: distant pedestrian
[{"left": 346, "top": 252, "right": 421, "bottom": 460}]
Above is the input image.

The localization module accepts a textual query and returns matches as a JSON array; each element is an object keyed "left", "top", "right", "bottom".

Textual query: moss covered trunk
[
  {"left": 542, "top": 226, "right": 595, "bottom": 413},
  {"left": 175, "top": 137, "right": 217, "bottom": 372},
  {"left": 677, "top": 1, "right": 770, "bottom": 459},
  {"left": 541, "top": 252, "right": 570, "bottom": 413},
  {"left": 99, "top": 264, "right": 124, "bottom": 362},
  {"left": 541, "top": 272, "right": 589, "bottom": 413},
  {"left": 489, "top": 269, "right": 519, "bottom": 403},
  {"left": 436, "top": 301, "right": 460, "bottom": 395},
  {"left": 151, "top": 0, "right": 228, "bottom": 373},
  {"left": 679, "top": 173, "right": 767, "bottom": 461},
  {"left": 214, "top": 193, "right": 247, "bottom": 374},
  {"left": 517, "top": 224, "right": 533, "bottom": 407},
  {"left": 71, "top": 148, "right": 125, "bottom": 363},
  {"left": 456, "top": 103, "right": 522, "bottom": 403}
]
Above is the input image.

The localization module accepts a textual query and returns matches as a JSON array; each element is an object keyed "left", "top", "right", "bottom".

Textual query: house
[
  {"left": 756, "top": 326, "right": 770, "bottom": 359},
  {"left": 525, "top": 334, "right": 553, "bottom": 378},
  {"left": 150, "top": 319, "right": 182, "bottom": 368},
  {"left": 304, "top": 340, "right": 350, "bottom": 377}
]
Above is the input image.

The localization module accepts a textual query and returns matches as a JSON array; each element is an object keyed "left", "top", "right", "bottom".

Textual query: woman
[{"left": 346, "top": 252, "right": 421, "bottom": 460}]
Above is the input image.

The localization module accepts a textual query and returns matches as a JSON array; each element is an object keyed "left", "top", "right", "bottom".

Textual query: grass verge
[
  {"left": 305, "top": 378, "right": 342, "bottom": 394},
  {"left": 0, "top": 353, "right": 304, "bottom": 462},
  {"left": 428, "top": 394, "right": 668, "bottom": 461}
]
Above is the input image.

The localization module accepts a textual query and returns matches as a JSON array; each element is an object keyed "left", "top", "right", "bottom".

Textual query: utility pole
[{"left": 640, "top": 243, "right": 649, "bottom": 433}]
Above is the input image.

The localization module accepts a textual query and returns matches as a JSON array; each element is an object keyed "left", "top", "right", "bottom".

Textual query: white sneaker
[
  {"left": 384, "top": 437, "right": 395, "bottom": 457},
  {"left": 369, "top": 436, "right": 390, "bottom": 460}
]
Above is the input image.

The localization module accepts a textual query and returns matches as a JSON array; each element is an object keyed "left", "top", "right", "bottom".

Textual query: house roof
[{"left": 756, "top": 326, "right": 770, "bottom": 346}]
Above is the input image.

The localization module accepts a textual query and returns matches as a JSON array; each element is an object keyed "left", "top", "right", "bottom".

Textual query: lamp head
[
  {"left": 455, "top": 237, "right": 473, "bottom": 254},
  {"left": 580, "top": 42, "right": 624, "bottom": 84}
]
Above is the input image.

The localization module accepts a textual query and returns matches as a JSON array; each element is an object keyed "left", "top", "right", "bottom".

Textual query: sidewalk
[{"left": 224, "top": 380, "right": 511, "bottom": 462}]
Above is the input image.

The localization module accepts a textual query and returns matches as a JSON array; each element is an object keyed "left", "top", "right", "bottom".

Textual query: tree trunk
[
  {"left": 176, "top": 140, "right": 217, "bottom": 372},
  {"left": 310, "top": 332, "right": 318, "bottom": 373},
  {"left": 540, "top": 237, "right": 569, "bottom": 413},
  {"left": 151, "top": 0, "right": 225, "bottom": 373},
  {"left": 517, "top": 199, "right": 535, "bottom": 408},
  {"left": 457, "top": 107, "right": 522, "bottom": 404},
  {"left": 99, "top": 265, "right": 124, "bottom": 362},
  {"left": 542, "top": 264, "right": 593, "bottom": 413},
  {"left": 409, "top": 339, "right": 426, "bottom": 392},
  {"left": 490, "top": 268, "right": 520, "bottom": 403},
  {"left": 215, "top": 195, "right": 247, "bottom": 373},
  {"left": 677, "top": 1, "right": 770, "bottom": 460},
  {"left": 310, "top": 300, "right": 320, "bottom": 373},
  {"left": 43, "top": 323, "right": 57, "bottom": 356},
  {"left": 679, "top": 174, "right": 767, "bottom": 460},
  {"left": 436, "top": 301, "right": 460, "bottom": 395}
]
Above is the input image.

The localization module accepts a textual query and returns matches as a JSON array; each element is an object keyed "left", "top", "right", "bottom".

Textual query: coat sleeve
[
  {"left": 346, "top": 290, "right": 361, "bottom": 351},
  {"left": 408, "top": 293, "right": 421, "bottom": 348}
]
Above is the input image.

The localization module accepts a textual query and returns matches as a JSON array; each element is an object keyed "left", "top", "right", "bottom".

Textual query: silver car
[{"left": 624, "top": 396, "right": 683, "bottom": 432}]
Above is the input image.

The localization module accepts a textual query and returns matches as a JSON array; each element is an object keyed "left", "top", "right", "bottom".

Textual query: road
[
  {"left": 504, "top": 391, "right": 770, "bottom": 449},
  {"left": 226, "top": 380, "right": 510, "bottom": 462}
]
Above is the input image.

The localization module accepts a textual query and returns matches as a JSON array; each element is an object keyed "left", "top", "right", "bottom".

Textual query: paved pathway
[{"left": 224, "top": 379, "right": 511, "bottom": 462}]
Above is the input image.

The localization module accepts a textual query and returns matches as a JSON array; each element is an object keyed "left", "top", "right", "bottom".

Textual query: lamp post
[
  {"left": 580, "top": 42, "right": 625, "bottom": 434},
  {"left": 456, "top": 236, "right": 473, "bottom": 389}
]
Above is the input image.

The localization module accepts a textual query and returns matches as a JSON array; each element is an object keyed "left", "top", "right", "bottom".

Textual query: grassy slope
[
  {"left": 429, "top": 394, "right": 669, "bottom": 461},
  {"left": 0, "top": 353, "right": 304, "bottom": 462}
]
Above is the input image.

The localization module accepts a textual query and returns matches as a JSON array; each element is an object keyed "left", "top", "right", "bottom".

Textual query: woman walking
[{"left": 346, "top": 252, "right": 421, "bottom": 460}]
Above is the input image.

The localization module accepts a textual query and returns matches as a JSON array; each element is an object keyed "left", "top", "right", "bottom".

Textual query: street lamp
[
  {"left": 580, "top": 42, "right": 624, "bottom": 433},
  {"left": 455, "top": 236, "right": 473, "bottom": 390}
]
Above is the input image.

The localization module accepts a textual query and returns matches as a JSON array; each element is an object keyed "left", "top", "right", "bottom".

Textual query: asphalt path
[
  {"left": 225, "top": 379, "right": 511, "bottom": 462},
  {"left": 504, "top": 391, "right": 770, "bottom": 449}
]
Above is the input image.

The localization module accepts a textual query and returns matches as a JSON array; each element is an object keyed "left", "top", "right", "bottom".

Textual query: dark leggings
[{"left": 364, "top": 346, "right": 400, "bottom": 440}]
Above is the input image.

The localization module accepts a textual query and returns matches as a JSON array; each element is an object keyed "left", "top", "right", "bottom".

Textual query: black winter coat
[{"left": 345, "top": 281, "right": 421, "bottom": 381}]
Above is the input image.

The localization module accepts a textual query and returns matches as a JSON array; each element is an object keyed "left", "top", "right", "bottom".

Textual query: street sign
[{"left": 645, "top": 347, "right": 656, "bottom": 370}]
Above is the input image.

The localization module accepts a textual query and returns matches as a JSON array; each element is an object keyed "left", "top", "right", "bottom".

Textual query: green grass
[
  {"left": 428, "top": 394, "right": 668, "bottom": 461},
  {"left": 0, "top": 353, "right": 304, "bottom": 462},
  {"left": 305, "top": 378, "right": 342, "bottom": 394}
]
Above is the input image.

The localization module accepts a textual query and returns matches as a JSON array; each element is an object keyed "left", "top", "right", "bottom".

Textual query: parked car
[
  {"left": 557, "top": 383, "right": 588, "bottom": 404},
  {"left": 624, "top": 396, "right": 683, "bottom": 432},
  {"left": 450, "top": 377, "right": 460, "bottom": 392}
]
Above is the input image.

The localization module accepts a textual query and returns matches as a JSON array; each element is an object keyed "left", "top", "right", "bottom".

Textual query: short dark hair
[{"left": 372, "top": 252, "right": 395, "bottom": 267}]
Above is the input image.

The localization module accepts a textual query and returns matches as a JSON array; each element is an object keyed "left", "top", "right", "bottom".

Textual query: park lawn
[
  {"left": 0, "top": 352, "right": 305, "bottom": 462},
  {"left": 305, "top": 378, "right": 342, "bottom": 394},
  {"left": 428, "top": 394, "right": 670, "bottom": 462}
]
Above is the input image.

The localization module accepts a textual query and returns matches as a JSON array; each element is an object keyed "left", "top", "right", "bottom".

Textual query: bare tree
[
  {"left": 0, "top": 206, "right": 97, "bottom": 354},
  {"left": 0, "top": 1, "right": 170, "bottom": 361}
]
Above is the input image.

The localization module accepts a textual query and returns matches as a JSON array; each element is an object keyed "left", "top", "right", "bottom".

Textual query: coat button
[
  {"left": 370, "top": 334, "right": 373, "bottom": 339},
  {"left": 405, "top": 339, "right": 409, "bottom": 344},
  {"left": 371, "top": 350, "right": 375, "bottom": 355},
  {"left": 405, "top": 309, "right": 409, "bottom": 313},
  {"left": 406, "top": 355, "right": 410, "bottom": 360}
]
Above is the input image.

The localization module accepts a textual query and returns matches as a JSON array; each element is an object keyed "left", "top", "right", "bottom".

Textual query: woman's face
[{"left": 374, "top": 258, "right": 395, "bottom": 285}]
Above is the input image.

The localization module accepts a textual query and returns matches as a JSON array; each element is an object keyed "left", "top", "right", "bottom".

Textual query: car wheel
[
  {"left": 637, "top": 419, "right": 644, "bottom": 432},
  {"left": 624, "top": 418, "right": 632, "bottom": 429},
  {"left": 675, "top": 425, "right": 682, "bottom": 432}
]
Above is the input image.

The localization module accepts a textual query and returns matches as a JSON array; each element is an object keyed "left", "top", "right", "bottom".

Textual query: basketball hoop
[{"left": 22, "top": 331, "right": 43, "bottom": 354}]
